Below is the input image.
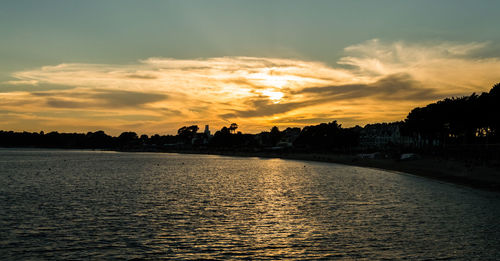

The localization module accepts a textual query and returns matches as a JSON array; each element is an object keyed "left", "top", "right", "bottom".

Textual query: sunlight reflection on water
[{"left": 0, "top": 149, "right": 499, "bottom": 260}]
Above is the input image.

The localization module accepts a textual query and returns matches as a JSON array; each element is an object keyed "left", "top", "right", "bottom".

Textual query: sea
[{"left": 1, "top": 148, "right": 499, "bottom": 260}]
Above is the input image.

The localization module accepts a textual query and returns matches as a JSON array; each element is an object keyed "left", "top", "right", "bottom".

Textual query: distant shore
[{"left": 161, "top": 149, "right": 500, "bottom": 192}]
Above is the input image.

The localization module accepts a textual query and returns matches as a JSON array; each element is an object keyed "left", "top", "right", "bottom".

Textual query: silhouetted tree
[
  {"left": 86, "top": 131, "right": 114, "bottom": 148},
  {"left": 403, "top": 82, "right": 500, "bottom": 149},
  {"left": 209, "top": 124, "right": 256, "bottom": 148},
  {"left": 177, "top": 125, "right": 199, "bottom": 144},
  {"left": 117, "top": 132, "right": 139, "bottom": 148},
  {"left": 229, "top": 123, "right": 238, "bottom": 134}
]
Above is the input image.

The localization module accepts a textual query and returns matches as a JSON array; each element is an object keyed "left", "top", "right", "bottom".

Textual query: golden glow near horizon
[{"left": 1, "top": 39, "right": 500, "bottom": 135}]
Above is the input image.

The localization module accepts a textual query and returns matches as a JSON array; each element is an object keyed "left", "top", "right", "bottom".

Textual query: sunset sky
[{"left": 1, "top": 0, "right": 500, "bottom": 135}]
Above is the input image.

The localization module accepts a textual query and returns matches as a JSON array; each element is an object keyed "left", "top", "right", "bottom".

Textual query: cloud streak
[
  {"left": 296, "top": 73, "right": 440, "bottom": 102},
  {"left": 31, "top": 89, "right": 169, "bottom": 109},
  {"left": 1, "top": 39, "right": 499, "bottom": 134}
]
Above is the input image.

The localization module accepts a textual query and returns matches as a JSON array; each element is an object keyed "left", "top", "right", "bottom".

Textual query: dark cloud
[
  {"left": 221, "top": 98, "right": 308, "bottom": 119},
  {"left": 36, "top": 89, "right": 169, "bottom": 109},
  {"left": 46, "top": 98, "right": 88, "bottom": 108},
  {"left": 296, "top": 73, "right": 440, "bottom": 101},
  {"left": 92, "top": 90, "right": 168, "bottom": 107}
]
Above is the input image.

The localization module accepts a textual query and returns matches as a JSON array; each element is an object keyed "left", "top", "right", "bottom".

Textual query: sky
[{"left": 1, "top": 0, "right": 500, "bottom": 135}]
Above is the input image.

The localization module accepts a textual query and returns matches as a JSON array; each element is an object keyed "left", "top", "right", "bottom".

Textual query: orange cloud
[{"left": 1, "top": 40, "right": 499, "bottom": 135}]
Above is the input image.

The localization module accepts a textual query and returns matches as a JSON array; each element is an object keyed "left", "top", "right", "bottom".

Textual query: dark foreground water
[{"left": 0, "top": 149, "right": 499, "bottom": 260}]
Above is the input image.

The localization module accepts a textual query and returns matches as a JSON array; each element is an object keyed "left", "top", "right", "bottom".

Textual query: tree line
[
  {"left": 402, "top": 82, "right": 500, "bottom": 147},
  {"left": 1, "top": 83, "right": 499, "bottom": 156}
]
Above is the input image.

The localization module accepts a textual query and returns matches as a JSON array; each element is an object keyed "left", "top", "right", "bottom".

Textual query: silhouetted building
[
  {"left": 192, "top": 125, "right": 212, "bottom": 145},
  {"left": 277, "top": 127, "right": 301, "bottom": 147},
  {"left": 360, "top": 122, "right": 412, "bottom": 150},
  {"left": 204, "top": 125, "right": 211, "bottom": 137}
]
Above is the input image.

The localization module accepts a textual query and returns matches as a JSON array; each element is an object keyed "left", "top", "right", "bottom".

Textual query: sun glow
[
  {"left": 247, "top": 71, "right": 291, "bottom": 89},
  {"left": 244, "top": 69, "right": 304, "bottom": 103},
  {"left": 261, "top": 75, "right": 289, "bottom": 89},
  {"left": 260, "top": 89, "right": 285, "bottom": 103}
]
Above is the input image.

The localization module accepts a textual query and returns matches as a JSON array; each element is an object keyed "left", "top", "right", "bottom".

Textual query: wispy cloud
[
  {"left": 339, "top": 39, "right": 500, "bottom": 93},
  {"left": 1, "top": 40, "right": 499, "bottom": 134}
]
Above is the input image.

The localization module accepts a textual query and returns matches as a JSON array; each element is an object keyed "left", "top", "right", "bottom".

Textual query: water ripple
[{"left": 1, "top": 149, "right": 499, "bottom": 260}]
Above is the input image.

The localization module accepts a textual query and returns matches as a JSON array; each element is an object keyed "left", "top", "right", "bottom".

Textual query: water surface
[{"left": 1, "top": 149, "right": 499, "bottom": 259}]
